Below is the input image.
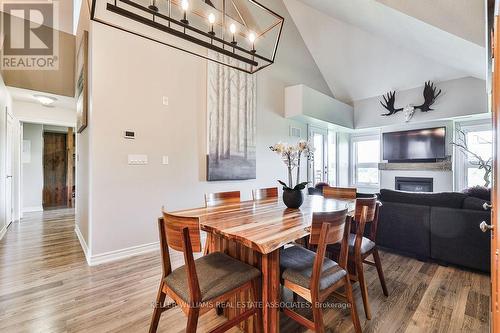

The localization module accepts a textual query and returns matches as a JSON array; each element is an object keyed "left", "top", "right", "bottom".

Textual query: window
[
  {"left": 351, "top": 135, "right": 380, "bottom": 187},
  {"left": 327, "top": 131, "right": 337, "bottom": 186},
  {"left": 454, "top": 122, "right": 493, "bottom": 190},
  {"left": 465, "top": 129, "right": 492, "bottom": 188}
]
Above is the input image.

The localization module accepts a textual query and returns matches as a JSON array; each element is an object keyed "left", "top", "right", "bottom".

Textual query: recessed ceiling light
[{"left": 33, "top": 94, "right": 57, "bottom": 107}]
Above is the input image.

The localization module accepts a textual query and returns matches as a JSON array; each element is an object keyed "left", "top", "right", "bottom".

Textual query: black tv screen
[{"left": 383, "top": 127, "right": 446, "bottom": 161}]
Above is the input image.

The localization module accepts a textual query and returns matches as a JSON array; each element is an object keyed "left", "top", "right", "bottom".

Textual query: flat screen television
[{"left": 383, "top": 127, "right": 446, "bottom": 162}]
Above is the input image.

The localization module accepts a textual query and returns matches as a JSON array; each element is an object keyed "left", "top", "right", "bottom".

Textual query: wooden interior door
[
  {"left": 43, "top": 132, "right": 68, "bottom": 209},
  {"left": 492, "top": 4, "right": 500, "bottom": 331}
]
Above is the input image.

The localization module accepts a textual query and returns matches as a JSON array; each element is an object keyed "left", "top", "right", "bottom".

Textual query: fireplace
[{"left": 395, "top": 177, "right": 433, "bottom": 192}]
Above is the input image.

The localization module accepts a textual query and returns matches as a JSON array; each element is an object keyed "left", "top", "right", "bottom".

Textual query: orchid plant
[{"left": 269, "top": 140, "right": 314, "bottom": 191}]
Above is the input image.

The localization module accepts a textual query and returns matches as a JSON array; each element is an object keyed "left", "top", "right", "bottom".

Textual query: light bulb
[
  {"left": 181, "top": 0, "right": 189, "bottom": 11},
  {"left": 208, "top": 13, "right": 215, "bottom": 24},
  {"left": 248, "top": 32, "right": 256, "bottom": 43},
  {"left": 230, "top": 23, "right": 236, "bottom": 34}
]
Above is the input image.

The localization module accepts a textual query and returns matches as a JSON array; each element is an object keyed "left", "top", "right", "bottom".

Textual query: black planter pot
[{"left": 282, "top": 189, "right": 304, "bottom": 209}]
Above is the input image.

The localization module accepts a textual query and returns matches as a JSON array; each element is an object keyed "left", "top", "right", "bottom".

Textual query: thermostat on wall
[{"left": 124, "top": 130, "right": 135, "bottom": 139}]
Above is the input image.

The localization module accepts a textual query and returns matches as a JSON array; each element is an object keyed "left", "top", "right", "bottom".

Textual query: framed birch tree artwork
[{"left": 207, "top": 55, "right": 256, "bottom": 181}]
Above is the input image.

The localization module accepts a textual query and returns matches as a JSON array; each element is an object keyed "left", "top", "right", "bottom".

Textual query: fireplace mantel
[{"left": 378, "top": 156, "right": 452, "bottom": 171}]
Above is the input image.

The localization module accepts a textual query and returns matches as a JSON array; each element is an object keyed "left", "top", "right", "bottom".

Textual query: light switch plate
[
  {"left": 128, "top": 154, "right": 148, "bottom": 165},
  {"left": 162, "top": 96, "right": 169, "bottom": 106},
  {"left": 162, "top": 156, "right": 169, "bottom": 165}
]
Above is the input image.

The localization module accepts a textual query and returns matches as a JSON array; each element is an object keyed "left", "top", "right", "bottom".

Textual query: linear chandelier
[{"left": 91, "top": 0, "right": 284, "bottom": 73}]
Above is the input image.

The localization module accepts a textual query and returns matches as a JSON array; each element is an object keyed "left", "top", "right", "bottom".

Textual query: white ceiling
[
  {"left": 8, "top": 86, "right": 76, "bottom": 110},
  {"left": 375, "top": 0, "right": 486, "bottom": 46},
  {"left": 284, "top": 0, "right": 487, "bottom": 104}
]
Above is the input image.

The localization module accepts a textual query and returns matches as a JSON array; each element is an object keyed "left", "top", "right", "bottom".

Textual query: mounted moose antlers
[
  {"left": 380, "top": 81, "right": 442, "bottom": 121},
  {"left": 380, "top": 91, "right": 403, "bottom": 116},
  {"left": 414, "top": 81, "right": 442, "bottom": 112}
]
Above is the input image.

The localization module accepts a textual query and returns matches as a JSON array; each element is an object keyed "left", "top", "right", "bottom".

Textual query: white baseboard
[
  {"left": 88, "top": 241, "right": 159, "bottom": 266},
  {"left": 23, "top": 206, "right": 43, "bottom": 213},
  {"left": 74, "top": 225, "right": 91, "bottom": 265}
]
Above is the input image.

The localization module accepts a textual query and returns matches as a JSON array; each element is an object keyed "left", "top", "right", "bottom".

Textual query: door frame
[
  {"left": 308, "top": 125, "right": 328, "bottom": 185},
  {"left": 5, "top": 110, "right": 14, "bottom": 227},
  {"left": 492, "top": 1, "right": 499, "bottom": 331}
]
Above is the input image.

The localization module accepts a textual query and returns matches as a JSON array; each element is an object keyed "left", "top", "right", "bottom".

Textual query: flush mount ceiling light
[
  {"left": 90, "top": 0, "right": 284, "bottom": 74},
  {"left": 33, "top": 94, "right": 57, "bottom": 107}
]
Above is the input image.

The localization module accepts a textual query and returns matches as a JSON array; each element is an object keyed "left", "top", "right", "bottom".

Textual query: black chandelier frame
[{"left": 90, "top": 0, "right": 284, "bottom": 74}]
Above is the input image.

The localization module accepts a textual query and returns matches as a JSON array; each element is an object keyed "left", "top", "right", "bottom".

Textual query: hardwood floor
[{"left": 0, "top": 209, "right": 490, "bottom": 332}]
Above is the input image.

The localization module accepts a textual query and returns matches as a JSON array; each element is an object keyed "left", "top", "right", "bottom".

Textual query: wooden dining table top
[{"left": 172, "top": 195, "right": 355, "bottom": 255}]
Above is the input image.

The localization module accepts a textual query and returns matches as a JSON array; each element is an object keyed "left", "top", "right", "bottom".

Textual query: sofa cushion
[
  {"left": 308, "top": 187, "right": 322, "bottom": 196},
  {"left": 380, "top": 189, "right": 467, "bottom": 209},
  {"left": 462, "top": 186, "right": 491, "bottom": 201},
  {"left": 430, "top": 207, "right": 490, "bottom": 272},
  {"left": 462, "top": 197, "right": 490, "bottom": 211},
  {"left": 377, "top": 201, "right": 431, "bottom": 258}
]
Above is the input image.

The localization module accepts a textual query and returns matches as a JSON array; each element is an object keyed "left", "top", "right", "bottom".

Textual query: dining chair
[
  {"left": 328, "top": 196, "right": 389, "bottom": 320},
  {"left": 279, "top": 208, "right": 362, "bottom": 333},
  {"left": 149, "top": 212, "right": 263, "bottom": 333},
  {"left": 205, "top": 191, "right": 241, "bottom": 207},
  {"left": 323, "top": 186, "right": 357, "bottom": 200},
  {"left": 203, "top": 191, "right": 241, "bottom": 254},
  {"left": 252, "top": 187, "right": 279, "bottom": 201}
]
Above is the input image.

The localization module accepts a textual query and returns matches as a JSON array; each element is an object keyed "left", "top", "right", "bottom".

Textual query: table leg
[{"left": 261, "top": 249, "right": 280, "bottom": 333}]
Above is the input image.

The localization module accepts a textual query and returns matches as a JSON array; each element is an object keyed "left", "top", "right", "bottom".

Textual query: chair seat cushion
[
  {"left": 165, "top": 252, "right": 260, "bottom": 302},
  {"left": 280, "top": 245, "right": 346, "bottom": 291},
  {"left": 328, "top": 234, "right": 375, "bottom": 255},
  {"left": 349, "top": 234, "right": 375, "bottom": 254}
]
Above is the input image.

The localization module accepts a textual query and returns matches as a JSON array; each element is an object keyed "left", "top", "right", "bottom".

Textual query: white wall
[
  {"left": 13, "top": 100, "right": 76, "bottom": 127},
  {"left": 285, "top": 84, "right": 354, "bottom": 128},
  {"left": 354, "top": 77, "right": 488, "bottom": 129},
  {"left": 78, "top": 0, "right": 332, "bottom": 260},
  {"left": 22, "top": 123, "right": 44, "bottom": 212},
  {"left": 74, "top": 0, "right": 91, "bottom": 256}
]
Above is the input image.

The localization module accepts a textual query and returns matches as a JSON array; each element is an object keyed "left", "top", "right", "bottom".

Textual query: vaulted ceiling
[{"left": 284, "top": 0, "right": 487, "bottom": 104}]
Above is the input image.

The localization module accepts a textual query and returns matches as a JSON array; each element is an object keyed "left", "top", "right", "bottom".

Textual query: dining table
[{"left": 172, "top": 194, "right": 356, "bottom": 333}]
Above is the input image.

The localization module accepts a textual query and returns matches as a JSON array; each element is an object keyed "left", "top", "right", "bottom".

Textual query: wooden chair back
[
  {"left": 160, "top": 212, "right": 202, "bottom": 253},
  {"left": 368, "top": 202, "right": 382, "bottom": 242},
  {"left": 252, "top": 187, "right": 279, "bottom": 201},
  {"left": 323, "top": 186, "right": 357, "bottom": 200},
  {"left": 205, "top": 191, "right": 241, "bottom": 207},
  {"left": 310, "top": 209, "right": 352, "bottom": 294},
  {"left": 354, "top": 196, "right": 377, "bottom": 224},
  {"left": 354, "top": 197, "right": 377, "bottom": 256},
  {"left": 159, "top": 212, "right": 202, "bottom": 303},
  {"left": 309, "top": 209, "right": 349, "bottom": 246}
]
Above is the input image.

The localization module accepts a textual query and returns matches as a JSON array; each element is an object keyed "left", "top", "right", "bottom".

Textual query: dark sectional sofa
[{"left": 377, "top": 189, "right": 491, "bottom": 272}]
